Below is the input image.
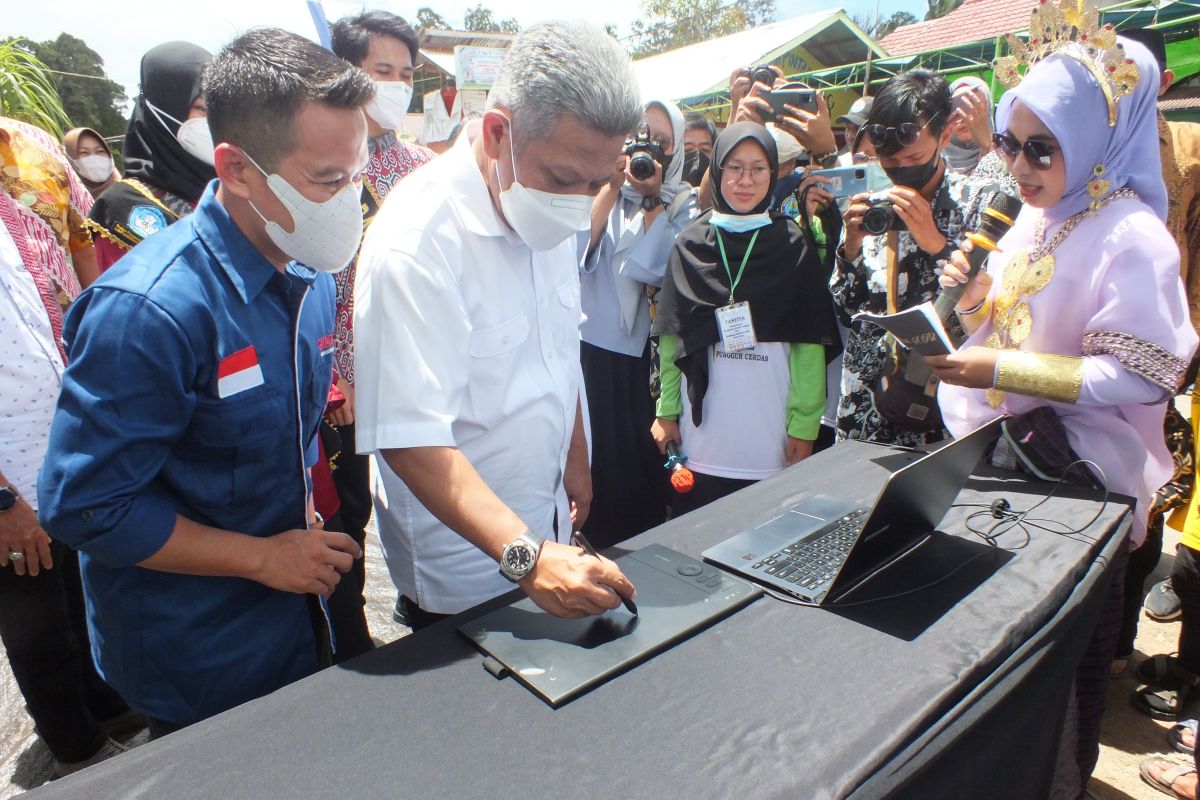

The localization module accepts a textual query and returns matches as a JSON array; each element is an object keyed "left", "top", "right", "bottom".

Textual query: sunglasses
[
  {"left": 992, "top": 131, "right": 1059, "bottom": 170},
  {"left": 864, "top": 110, "right": 943, "bottom": 149}
]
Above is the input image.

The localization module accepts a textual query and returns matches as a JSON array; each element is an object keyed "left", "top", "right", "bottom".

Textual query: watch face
[
  {"left": 0, "top": 487, "right": 15, "bottom": 512},
  {"left": 504, "top": 543, "right": 534, "bottom": 574}
]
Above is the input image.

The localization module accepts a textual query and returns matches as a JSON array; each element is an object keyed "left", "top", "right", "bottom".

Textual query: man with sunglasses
[{"left": 831, "top": 69, "right": 1014, "bottom": 447}]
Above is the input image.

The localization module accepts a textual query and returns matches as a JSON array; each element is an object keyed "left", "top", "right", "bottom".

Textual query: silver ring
[{"left": 7, "top": 551, "right": 23, "bottom": 560}]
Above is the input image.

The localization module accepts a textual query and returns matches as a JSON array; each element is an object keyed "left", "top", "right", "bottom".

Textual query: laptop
[{"left": 702, "top": 418, "right": 1002, "bottom": 606}]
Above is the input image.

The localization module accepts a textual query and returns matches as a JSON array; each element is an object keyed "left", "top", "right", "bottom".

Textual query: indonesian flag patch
[
  {"left": 217, "top": 346, "right": 265, "bottom": 398},
  {"left": 318, "top": 333, "right": 335, "bottom": 357}
]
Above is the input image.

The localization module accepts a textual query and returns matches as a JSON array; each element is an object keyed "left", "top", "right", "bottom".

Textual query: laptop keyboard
[{"left": 750, "top": 508, "right": 870, "bottom": 593}]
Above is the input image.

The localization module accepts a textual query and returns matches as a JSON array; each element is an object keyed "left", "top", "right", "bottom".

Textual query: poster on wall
[{"left": 454, "top": 46, "right": 506, "bottom": 90}]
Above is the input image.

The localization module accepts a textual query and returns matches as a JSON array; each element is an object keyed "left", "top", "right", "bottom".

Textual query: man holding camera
[{"left": 830, "top": 69, "right": 1011, "bottom": 447}]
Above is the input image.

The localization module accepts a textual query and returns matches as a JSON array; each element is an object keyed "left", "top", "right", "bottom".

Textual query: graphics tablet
[{"left": 457, "top": 543, "right": 762, "bottom": 707}]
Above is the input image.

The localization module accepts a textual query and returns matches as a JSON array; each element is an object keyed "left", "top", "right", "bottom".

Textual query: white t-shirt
[
  {"left": 353, "top": 126, "right": 580, "bottom": 614},
  {"left": 680, "top": 341, "right": 791, "bottom": 480},
  {"left": 0, "top": 222, "right": 64, "bottom": 512}
]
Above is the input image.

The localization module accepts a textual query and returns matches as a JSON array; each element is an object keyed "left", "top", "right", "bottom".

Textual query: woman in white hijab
[{"left": 578, "top": 98, "right": 698, "bottom": 548}]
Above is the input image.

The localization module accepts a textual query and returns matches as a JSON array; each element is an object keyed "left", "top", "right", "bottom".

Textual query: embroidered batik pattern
[{"left": 332, "top": 138, "right": 435, "bottom": 384}]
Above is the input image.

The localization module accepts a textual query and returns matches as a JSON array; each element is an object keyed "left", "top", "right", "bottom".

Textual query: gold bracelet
[{"left": 994, "top": 351, "right": 1084, "bottom": 404}]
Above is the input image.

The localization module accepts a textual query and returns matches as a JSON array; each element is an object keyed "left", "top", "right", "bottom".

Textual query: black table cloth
[{"left": 28, "top": 440, "right": 1129, "bottom": 800}]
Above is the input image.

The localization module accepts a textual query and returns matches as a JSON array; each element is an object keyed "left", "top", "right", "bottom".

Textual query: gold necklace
[{"left": 984, "top": 188, "right": 1138, "bottom": 408}]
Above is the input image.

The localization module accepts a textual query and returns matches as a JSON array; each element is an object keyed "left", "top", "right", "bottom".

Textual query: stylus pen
[{"left": 572, "top": 532, "right": 639, "bottom": 616}]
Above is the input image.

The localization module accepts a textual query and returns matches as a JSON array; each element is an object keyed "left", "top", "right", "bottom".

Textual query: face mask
[
  {"left": 683, "top": 150, "right": 710, "bottom": 187},
  {"left": 495, "top": 119, "right": 593, "bottom": 252},
  {"left": 365, "top": 81, "right": 413, "bottom": 132},
  {"left": 244, "top": 151, "right": 364, "bottom": 273},
  {"left": 709, "top": 212, "right": 772, "bottom": 233},
  {"left": 146, "top": 100, "right": 216, "bottom": 165},
  {"left": 883, "top": 147, "right": 942, "bottom": 190},
  {"left": 73, "top": 153, "right": 113, "bottom": 183}
]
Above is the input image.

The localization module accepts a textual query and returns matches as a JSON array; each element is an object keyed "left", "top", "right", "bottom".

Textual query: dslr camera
[
  {"left": 861, "top": 193, "right": 908, "bottom": 236},
  {"left": 751, "top": 64, "right": 776, "bottom": 86},
  {"left": 623, "top": 124, "right": 668, "bottom": 181}
]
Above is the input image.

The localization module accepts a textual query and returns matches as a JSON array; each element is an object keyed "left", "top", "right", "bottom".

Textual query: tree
[
  {"left": 630, "top": 0, "right": 776, "bottom": 58},
  {"left": 849, "top": 9, "right": 918, "bottom": 38},
  {"left": 0, "top": 38, "right": 71, "bottom": 139},
  {"left": 462, "top": 4, "right": 520, "bottom": 33},
  {"left": 416, "top": 7, "right": 450, "bottom": 30},
  {"left": 924, "top": 0, "right": 966, "bottom": 20},
  {"left": 876, "top": 11, "right": 920, "bottom": 38},
  {"left": 28, "top": 34, "right": 126, "bottom": 141}
]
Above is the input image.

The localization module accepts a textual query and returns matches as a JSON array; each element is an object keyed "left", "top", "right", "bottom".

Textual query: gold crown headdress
[{"left": 994, "top": 0, "right": 1140, "bottom": 127}]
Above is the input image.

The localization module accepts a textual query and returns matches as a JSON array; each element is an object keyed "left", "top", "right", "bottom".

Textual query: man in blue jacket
[{"left": 38, "top": 28, "right": 372, "bottom": 736}]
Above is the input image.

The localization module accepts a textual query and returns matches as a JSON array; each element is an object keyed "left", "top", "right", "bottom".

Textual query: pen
[{"left": 572, "top": 532, "right": 638, "bottom": 616}]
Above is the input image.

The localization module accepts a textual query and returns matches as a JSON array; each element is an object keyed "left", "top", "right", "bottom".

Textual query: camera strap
[{"left": 884, "top": 231, "right": 900, "bottom": 315}]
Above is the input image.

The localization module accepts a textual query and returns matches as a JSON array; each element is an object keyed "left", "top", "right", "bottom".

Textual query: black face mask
[
  {"left": 683, "top": 150, "right": 711, "bottom": 187},
  {"left": 884, "top": 147, "right": 942, "bottom": 190}
]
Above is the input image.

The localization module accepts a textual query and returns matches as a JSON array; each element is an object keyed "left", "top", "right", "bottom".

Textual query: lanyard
[{"left": 714, "top": 227, "right": 760, "bottom": 304}]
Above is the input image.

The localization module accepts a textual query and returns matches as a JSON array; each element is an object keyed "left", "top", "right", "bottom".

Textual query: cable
[{"left": 764, "top": 458, "right": 1114, "bottom": 610}]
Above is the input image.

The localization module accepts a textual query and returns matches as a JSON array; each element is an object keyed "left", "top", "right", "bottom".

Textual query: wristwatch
[
  {"left": 813, "top": 150, "right": 839, "bottom": 169},
  {"left": 498, "top": 530, "right": 545, "bottom": 582},
  {"left": 0, "top": 486, "right": 18, "bottom": 513}
]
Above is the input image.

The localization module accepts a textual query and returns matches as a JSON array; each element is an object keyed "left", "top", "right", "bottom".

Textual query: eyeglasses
[
  {"left": 864, "top": 110, "right": 943, "bottom": 150},
  {"left": 723, "top": 163, "right": 771, "bottom": 182},
  {"left": 991, "top": 131, "right": 1059, "bottom": 171}
]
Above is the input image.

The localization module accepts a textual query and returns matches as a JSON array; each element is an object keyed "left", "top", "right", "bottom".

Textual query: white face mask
[
  {"left": 365, "top": 81, "right": 413, "bottom": 132},
  {"left": 73, "top": 153, "right": 113, "bottom": 183},
  {"left": 146, "top": 100, "right": 216, "bottom": 165},
  {"left": 244, "top": 152, "right": 364, "bottom": 273},
  {"left": 494, "top": 118, "right": 593, "bottom": 252}
]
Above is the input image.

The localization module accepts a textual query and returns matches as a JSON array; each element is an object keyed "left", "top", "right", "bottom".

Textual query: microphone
[
  {"left": 933, "top": 192, "right": 1023, "bottom": 322},
  {"left": 665, "top": 442, "right": 695, "bottom": 494}
]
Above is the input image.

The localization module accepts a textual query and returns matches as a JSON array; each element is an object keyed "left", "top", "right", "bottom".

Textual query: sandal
[
  {"left": 1135, "top": 680, "right": 1200, "bottom": 721},
  {"left": 1140, "top": 757, "right": 1198, "bottom": 798},
  {"left": 1171, "top": 720, "right": 1199, "bottom": 756},
  {"left": 1140, "top": 655, "right": 1187, "bottom": 687}
]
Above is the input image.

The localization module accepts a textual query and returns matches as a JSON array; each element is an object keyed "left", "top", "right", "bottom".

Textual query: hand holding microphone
[
  {"left": 933, "top": 192, "right": 1022, "bottom": 321},
  {"left": 939, "top": 240, "right": 994, "bottom": 312}
]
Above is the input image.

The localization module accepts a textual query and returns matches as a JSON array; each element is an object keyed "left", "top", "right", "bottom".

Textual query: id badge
[{"left": 716, "top": 301, "right": 757, "bottom": 353}]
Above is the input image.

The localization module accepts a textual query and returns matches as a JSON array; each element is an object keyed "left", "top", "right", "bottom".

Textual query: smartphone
[
  {"left": 765, "top": 86, "right": 817, "bottom": 121},
  {"left": 813, "top": 165, "right": 870, "bottom": 198}
]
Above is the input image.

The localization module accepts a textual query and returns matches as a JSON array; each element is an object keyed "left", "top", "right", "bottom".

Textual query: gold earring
[{"left": 1087, "top": 163, "right": 1110, "bottom": 212}]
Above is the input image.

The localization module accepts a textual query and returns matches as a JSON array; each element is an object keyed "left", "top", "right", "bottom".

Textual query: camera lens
[
  {"left": 629, "top": 151, "right": 656, "bottom": 181},
  {"left": 751, "top": 66, "right": 775, "bottom": 86},
  {"left": 861, "top": 202, "right": 896, "bottom": 236}
]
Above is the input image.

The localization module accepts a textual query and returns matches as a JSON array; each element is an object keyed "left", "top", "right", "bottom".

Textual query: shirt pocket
[
  {"left": 185, "top": 388, "right": 292, "bottom": 508},
  {"left": 468, "top": 314, "right": 530, "bottom": 427}
]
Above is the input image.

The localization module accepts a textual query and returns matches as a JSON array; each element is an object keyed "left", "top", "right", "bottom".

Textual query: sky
[{"left": 16, "top": 0, "right": 929, "bottom": 106}]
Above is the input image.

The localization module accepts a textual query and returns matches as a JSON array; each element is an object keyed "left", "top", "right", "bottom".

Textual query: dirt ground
[{"left": 0, "top": 518, "right": 1190, "bottom": 798}]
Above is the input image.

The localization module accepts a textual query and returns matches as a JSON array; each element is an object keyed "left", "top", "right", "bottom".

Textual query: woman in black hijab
[
  {"left": 651, "top": 123, "right": 839, "bottom": 513},
  {"left": 86, "top": 42, "right": 216, "bottom": 271}
]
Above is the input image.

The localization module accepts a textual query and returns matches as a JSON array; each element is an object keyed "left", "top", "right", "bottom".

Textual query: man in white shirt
[{"left": 354, "top": 20, "right": 641, "bottom": 624}]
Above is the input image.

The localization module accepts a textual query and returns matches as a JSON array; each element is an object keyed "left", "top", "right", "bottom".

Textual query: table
[{"left": 28, "top": 441, "right": 1130, "bottom": 800}]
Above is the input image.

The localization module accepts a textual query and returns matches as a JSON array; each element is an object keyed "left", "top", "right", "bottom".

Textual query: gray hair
[{"left": 487, "top": 20, "right": 641, "bottom": 151}]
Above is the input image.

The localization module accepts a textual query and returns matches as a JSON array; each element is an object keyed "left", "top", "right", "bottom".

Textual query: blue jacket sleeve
[{"left": 38, "top": 288, "right": 197, "bottom": 567}]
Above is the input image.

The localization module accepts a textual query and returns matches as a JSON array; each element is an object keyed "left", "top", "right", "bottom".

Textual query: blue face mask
[{"left": 709, "top": 211, "right": 773, "bottom": 232}]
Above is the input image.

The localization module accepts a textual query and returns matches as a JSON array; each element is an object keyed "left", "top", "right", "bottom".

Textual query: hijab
[
  {"left": 943, "top": 77, "right": 992, "bottom": 175},
  {"left": 652, "top": 122, "right": 840, "bottom": 426},
  {"left": 995, "top": 37, "right": 1166, "bottom": 224},
  {"left": 122, "top": 41, "right": 216, "bottom": 203},
  {"left": 63, "top": 126, "right": 118, "bottom": 197},
  {"left": 621, "top": 98, "right": 688, "bottom": 205}
]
